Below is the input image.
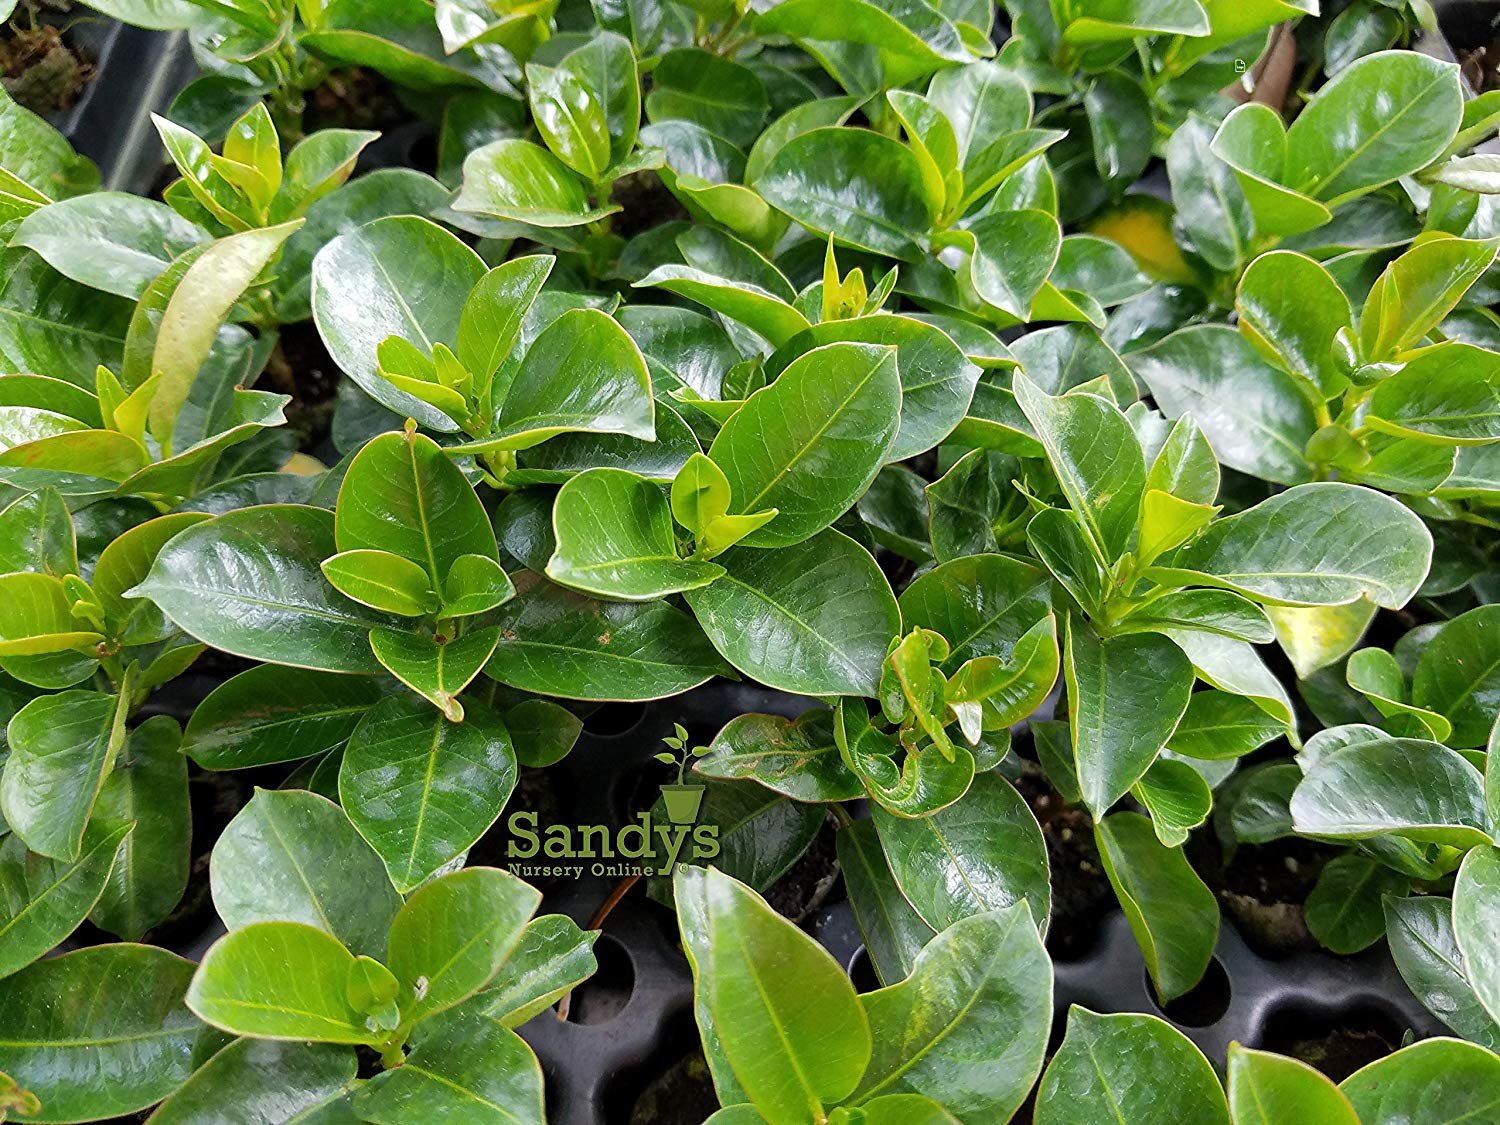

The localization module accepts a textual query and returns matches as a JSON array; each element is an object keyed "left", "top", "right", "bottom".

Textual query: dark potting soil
[
  {"left": 610, "top": 170, "right": 689, "bottom": 240},
  {"left": 762, "top": 816, "right": 839, "bottom": 923},
  {"left": 626, "top": 1043, "right": 721, "bottom": 1125},
  {"left": 304, "top": 67, "right": 411, "bottom": 135},
  {"left": 1013, "top": 768, "right": 1114, "bottom": 960},
  {"left": 1260, "top": 1003, "right": 1404, "bottom": 1082},
  {"left": 470, "top": 766, "right": 569, "bottom": 895},
  {"left": 1, "top": 1, "right": 93, "bottom": 115},
  {"left": 264, "top": 321, "right": 341, "bottom": 455},
  {"left": 1214, "top": 837, "right": 1334, "bottom": 958},
  {"left": 146, "top": 770, "right": 246, "bottom": 952}
]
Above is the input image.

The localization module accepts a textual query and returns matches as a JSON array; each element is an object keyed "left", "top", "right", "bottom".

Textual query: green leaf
[
  {"left": 754, "top": 127, "right": 935, "bottom": 260},
  {"left": 765, "top": 315, "right": 980, "bottom": 463},
  {"left": 1385, "top": 895, "right": 1500, "bottom": 1049},
  {"left": 674, "top": 865, "right": 870, "bottom": 1124},
  {"left": 1456, "top": 846, "right": 1500, "bottom": 1028},
  {"left": 1236, "top": 250, "right": 1352, "bottom": 399},
  {"left": 1290, "top": 737, "right": 1491, "bottom": 849},
  {"left": 188, "top": 921, "right": 384, "bottom": 1044},
  {"left": 91, "top": 512, "right": 209, "bottom": 647},
  {"left": 527, "top": 62, "right": 610, "bottom": 180},
  {"left": 88, "top": 717, "right": 188, "bottom": 942},
  {"left": 453, "top": 138, "right": 617, "bottom": 228},
  {"left": 1228, "top": 1043, "right": 1359, "bottom": 1125},
  {"left": 464, "top": 913, "right": 598, "bottom": 1027},
  {"left": 1132, "top": 758, "right": 1211, "bottom": 846},
  {"left": 1131, "top": 325, "right": 1318, "bottom": 485},
  {"left": 321, "top": 549, "right": 437, "bottom": 617},
  {"left": 1034, "top": 1007, "right": 1229, "bottom": 1125},
  {"left": 337, "top": 430, "right": 498, "bottom": 578},
  {"left": 485, "top": 308, "right": 655, "bottom": 452},
  {"left": 646, "top": 48, "right": 768, "bottom": 147},
  {"left": 1096, "top": 811, "right": 1219, "bottom": 1003},
  {"left": 561, "top": 32, "right": 640, "bottom": 166},
  {"left": 547, "top": 468, "right": 723, "bottom": 599},
  {"left": 131, "top": 504, "right": 412, "bottom": 675},
  {"left": 0, "top": 571, "right": 100, "bottom": 688},
  {"left": 635, "top": 268, "right": 808, "bottom": 349},
  {"left": 182, "top": 665, "right": 381, "bottom": 769},
  {"left": 312, "top": 216, "right": 485, "bottom": 429},
  {"left": 0, "top": 945, "right": 197, "bottom": 1122},
  {"left": 487, "top": 572, "right": 725, "bottom": 700},
  {"left": 1359, "top": 238, "right": 1499, "bottom": 361},
  {"left": 1, "top": 687, "right": 129, "bottom": 861},
  {"left": 149, "top": 1040, "right": 358, "bottom": 1125},
  {"left": 1153, "top": 482, "right": 1432, "bottom": 609},
  {"left": 1013, "top": 375, "right": 1144, "bottom": 562},
  {"left": 341, "top": 696, "right": 517, "bottom": 893},
  {"left": 837, "top": 818, "right": 934, "bottom": 987},
  {"left": 1304, "top": 853, "right": 1408, "bottom": 954},
  {"left": 707, "top": 342, "right": 901, "bottom": 548},
  {"left": 1269, "top": 600, "right": 1376, "bottom": 681},
  {"left": 685, "top": 529, "right": 899, "bottom": 697},
  {"left": 1413, "top": 605, "right": 1500, "bottom": 747},
  {"left": 854, "top": 903, "right": 1050, "bottom": 1120},
  {"left": 1066, "top": 621, "right": 1193, "bottom": 817},
  {"left": 1167, "top": 114, "right": 1253, "bottom": 275},
  {"left": 210, "top": 788, "right": 400, "bottom": 960},
  {"left": 370, "top": 625, "right": 499, "bottom": 721},
  {"left": 1341, "top": 1038, "right": 1500, "bottom": 1124},
  {"left": 456, "top": 255, "right": 553, "bottom": 385},
  {"left": 1286, "top": 50, "right": 1463, "bottom": 204},
  {"left": 0, "top": 249, "right": 130, "bottom": 380},
  {"left": 149, "top": 221, "right": 301, "bottom": 453},
  {"left": 12, "top": 194, "right": 206, "bottom": 300},
  {"left": 696, "top": 710, "right": 861, "bottom": 803},
  {"left": 957, "top": 210, "right": 1061, "bottom": 320},
  {"left": 1167, "top": 690, "right": 1284, "bottom": 761},
  {"left": 355, "top": 1010, "right": 544, "bottom": 1123},
  {"left": 874, "top": 772, "right": 1049, "bottom": 932},
  {"left": 386, "top": 867, "right": 540, "bottom": 1029},
  {"left": 0, "top": 822, "right": 129, "bottom": 980},
  {"left": 1367, "top": 343, "right": 1500, "bottom": 444}
]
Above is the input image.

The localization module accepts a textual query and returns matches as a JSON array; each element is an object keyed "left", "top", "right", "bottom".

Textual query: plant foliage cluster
[{"left": 1, "top": 0, "right": 1499, "bottom": 1120}]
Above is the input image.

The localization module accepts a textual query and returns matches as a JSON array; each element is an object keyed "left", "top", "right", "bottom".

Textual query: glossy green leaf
[
  {"left": 708, "top": 342, "right": 900, "bottom": 548},
  {"left": 1341, "top": 1038, "right": 1500, "bottom": 1124},
  {"left": 341, "top": 696, "right": 517, "bottom": 893},
  {"left": 0, "top": 822, "right": 128, "bottom": 980},
  {"left": 370, "top": 624, "right": 499, "bottom": 721},
  {"left": 1455, "top": 846, "right": 1500, "bottom": 1028},
  {"left": 487, "top": 572, "right": 725, "bottom": 700},
  {"left": 1167, "top": 690, "right": 1284, "bottom": 761},
  {"left": 674, "top": 865, "right": 870, "bottom": 1124},
  {"left": 453, "top": 139, "right": 617, "bottom": 228},
  {"left": 837, "top": 818, "right": 934, "bottom": 988},
  {"left": 149, "top": 1039, "right": 358, "bottom": 1125},
  {"left": 854, "top": 903, "right": 1049, "bottom": 1120},
  {"left": 210, "top": 788, "right": 400, "bottom": 960},
  {"left": 131, "top": 505, "right": 410, "bottom": 675},
  {"left": 527, "top": 62, "right": 610, "bottom": 180},
  {"left": 1304, "top": 853, "right": 1408, "bottom": 954},
  {"left": 355, "top": 1010, "right": 544, "bottom": 1123},
  {"left": 1286, "top": 50, "right": 1463, "bottom": 204},
  {"left": 1096, "top": 811, "right": 1219, "bottom": 1003},
  {"left": 1066, "top": 621, "right": 1193, "bottom": 816},
  {"left": 1412, "top": 605, "right": 1500, "bottom": 747},
  {"left": 685, "top": 529, "right": 899, "bottom": 697},
  {"left": 1034, "top": 1008, "right": 1228, "bottom": 1125},
  {"left": 1014, "top": 375, "right": 1144, "bottom": 562},
  {"left": 548, "top": 468, "right": 722, "bottom": 599},
  {"left": 755, "top": 127, "right": 935, "bottom": 260},
  {"left": 874, "top": 772, "right": 1049, "bottom": 932},
  {"left": 1, "top": 687, "right": 129, "bottom": 861},
  {"left": 0, "top": 945, "right": 197, "bottom": 1123},
  {"left": 465, "top": 913, "right": 598, "bottom": 1027},
  {"left": 1133, "top": 758, "right": 1211, "bottom": 846},
  {"left": 88, "top": 717, "right": 188, "bottom": 942},
  {"left": 188, "top": 921, "right": 383, "bottom": 1044},
  {"left": 1153, "top": 483, "right": 1432, "bottom": 609},
  {"left": 386, "top": 867, "right": 539, "bottom": 1029},
  {"left": 182, "top": 665, "right": 381, "bottom": 769},
  {"left": 1132, "top": 325, "right": 1318, "bottom": 485},
  {"left": 1236, "top": 250, "right": 1352, "bottom": 399},
  {"left": 1367, "top": 344, "right": 1500, "bottom": 445},
  {"left": 696, "top": 710, "right": 861, "bottom": 803},
  {"left": 1359, "top": 238, "right": 1499, "bottom": 361},
  {"left": 1385, "top": 895, "right": 1500, "bottom": 1049},
  {"left": 1227, "top": 1043, "right": 1358, "bottom": 1125},
  {"left": 1290, "top": 737, "right": 1491, "bottom": 849},
  {"left": 312, "top": 216, "right": 485, "bottom": 429}
]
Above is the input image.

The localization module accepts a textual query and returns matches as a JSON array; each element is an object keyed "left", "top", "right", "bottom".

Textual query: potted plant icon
[{"left": 655, "top": 723, "right": 708, "bottom": 825}]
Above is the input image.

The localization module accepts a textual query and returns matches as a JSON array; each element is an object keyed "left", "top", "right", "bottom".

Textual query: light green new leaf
[{"left": 1228, "top": 1043, "right": 1358, "bottom": 1125}]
